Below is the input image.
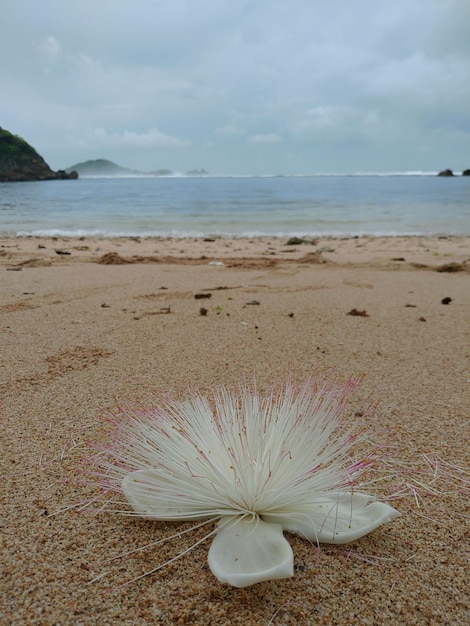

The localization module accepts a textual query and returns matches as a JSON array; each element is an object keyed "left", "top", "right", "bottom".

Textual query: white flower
[{"left": 91, "top": 373, "right": 399, "bottom": 587}]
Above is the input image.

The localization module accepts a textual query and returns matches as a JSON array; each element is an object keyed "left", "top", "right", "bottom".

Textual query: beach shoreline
[
  {"left": 1, "top": 234, "right": 469, "bottom": 624},
  {"left": 1, "top": 233, "right": 470, "bottom": 268}
]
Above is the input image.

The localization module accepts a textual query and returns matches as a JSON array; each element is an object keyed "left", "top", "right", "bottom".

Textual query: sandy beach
[{"left": 1, "top": 235, "right": 469, "bottom": 625}]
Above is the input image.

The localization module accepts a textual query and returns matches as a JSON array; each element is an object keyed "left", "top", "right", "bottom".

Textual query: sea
[{"left": 1, "top": 173, "right": 469, "bottom": 238}]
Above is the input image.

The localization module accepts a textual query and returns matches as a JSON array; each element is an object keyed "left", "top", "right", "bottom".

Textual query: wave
[
  {"left": 14, "top": 227, "right": 452, "bottom": 239},
  {"left": 322, "top": 171, "right": 439, "bottom": 177},
  {"left": 77, "top": 171, "right": 440, "bottom": 180}
]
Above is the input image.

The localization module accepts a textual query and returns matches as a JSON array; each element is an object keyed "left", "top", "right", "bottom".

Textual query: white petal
[
  {"left": 272, "top": 492, "right": 400, "bottom": 544},
  {"left": 208, "top": 516, "right": 294, "bottom": 588},
  {"left": 122, "top": 469, "right": 170, "bottom": 517},
  {"left": 121, "top": 469, "right": 213, "bottom": 520}
]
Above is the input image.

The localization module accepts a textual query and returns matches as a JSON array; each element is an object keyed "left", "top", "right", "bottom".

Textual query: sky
[{"left": 1, "top": 0, "right": 469, "bottom": 175}]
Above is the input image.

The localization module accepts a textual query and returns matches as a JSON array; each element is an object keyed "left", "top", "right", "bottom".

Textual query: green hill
[
  {"left": 66, "top": 159, "right": 177, "bottom": 177},
  {"left": 65, "top": 158, "right": 138, "bottom": 176},
  {"left": 66, "top": 159, "right": 209, "bottom": 177},
  {"left": 0, "top": 127, "right": 78, "bottom": 182}
]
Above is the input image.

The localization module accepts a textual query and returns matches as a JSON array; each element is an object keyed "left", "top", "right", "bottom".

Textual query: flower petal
[
  {"left": 208, "top": 516, "right": 294, "bottom": 587},
  {"left": 122, "top": 469, "right": 215, "bottom": 520},
  {"left": 122, "top": 469, "right": 171, "bottom": 517},
  {"left": 268, "top": 492, "right": 400, "bottom": 544}
]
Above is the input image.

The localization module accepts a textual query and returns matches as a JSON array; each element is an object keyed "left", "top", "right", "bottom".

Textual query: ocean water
[{"left": 1, "top": 174, "right": 469, "bottom": 238}]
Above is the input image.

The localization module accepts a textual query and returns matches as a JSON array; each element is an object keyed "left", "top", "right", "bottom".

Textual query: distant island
[
  {"left": 0, "top": 127, "right": 78, "bottom": 182},
  {"left": 65, "top": 158, "right": 139, "bottom": 177},
  {"left": 186, "top": 169, "right": 209, "bottom": 176},
  {"left": 66, "top": 159, "right": 209, "bottom": 178}
]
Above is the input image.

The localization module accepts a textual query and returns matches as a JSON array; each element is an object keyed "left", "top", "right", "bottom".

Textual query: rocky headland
[{"left": 0, "top": 127, "right": 78, "bottom": 182}]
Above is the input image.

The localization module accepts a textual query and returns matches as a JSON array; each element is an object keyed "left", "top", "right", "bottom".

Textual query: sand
[{"left": 1, "top": 235, "right": 469, "bottom": 625}]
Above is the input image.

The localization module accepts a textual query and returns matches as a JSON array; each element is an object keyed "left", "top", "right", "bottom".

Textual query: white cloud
[
  {"left": 214, "top": 124, "right": 245, "bottom": 136},
  {"left": 303, "top": 106, "right": 352, "bottom": 130},
  {"left": 37, "top": 35, "right": 62, "bottom": 65},
  {"left": 289, "top": 106, "right": 379, "bottom": 141},
  {"left": 248, "top": 133, "right": 283, "bottom": 145},
  {"left": 90, "top": 128, "right": 191, "bottom": 150}
]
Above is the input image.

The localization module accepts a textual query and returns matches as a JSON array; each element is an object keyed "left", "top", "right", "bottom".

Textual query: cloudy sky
[{"left": 1, "top": 0, "right": 469, "bottom": 175}]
